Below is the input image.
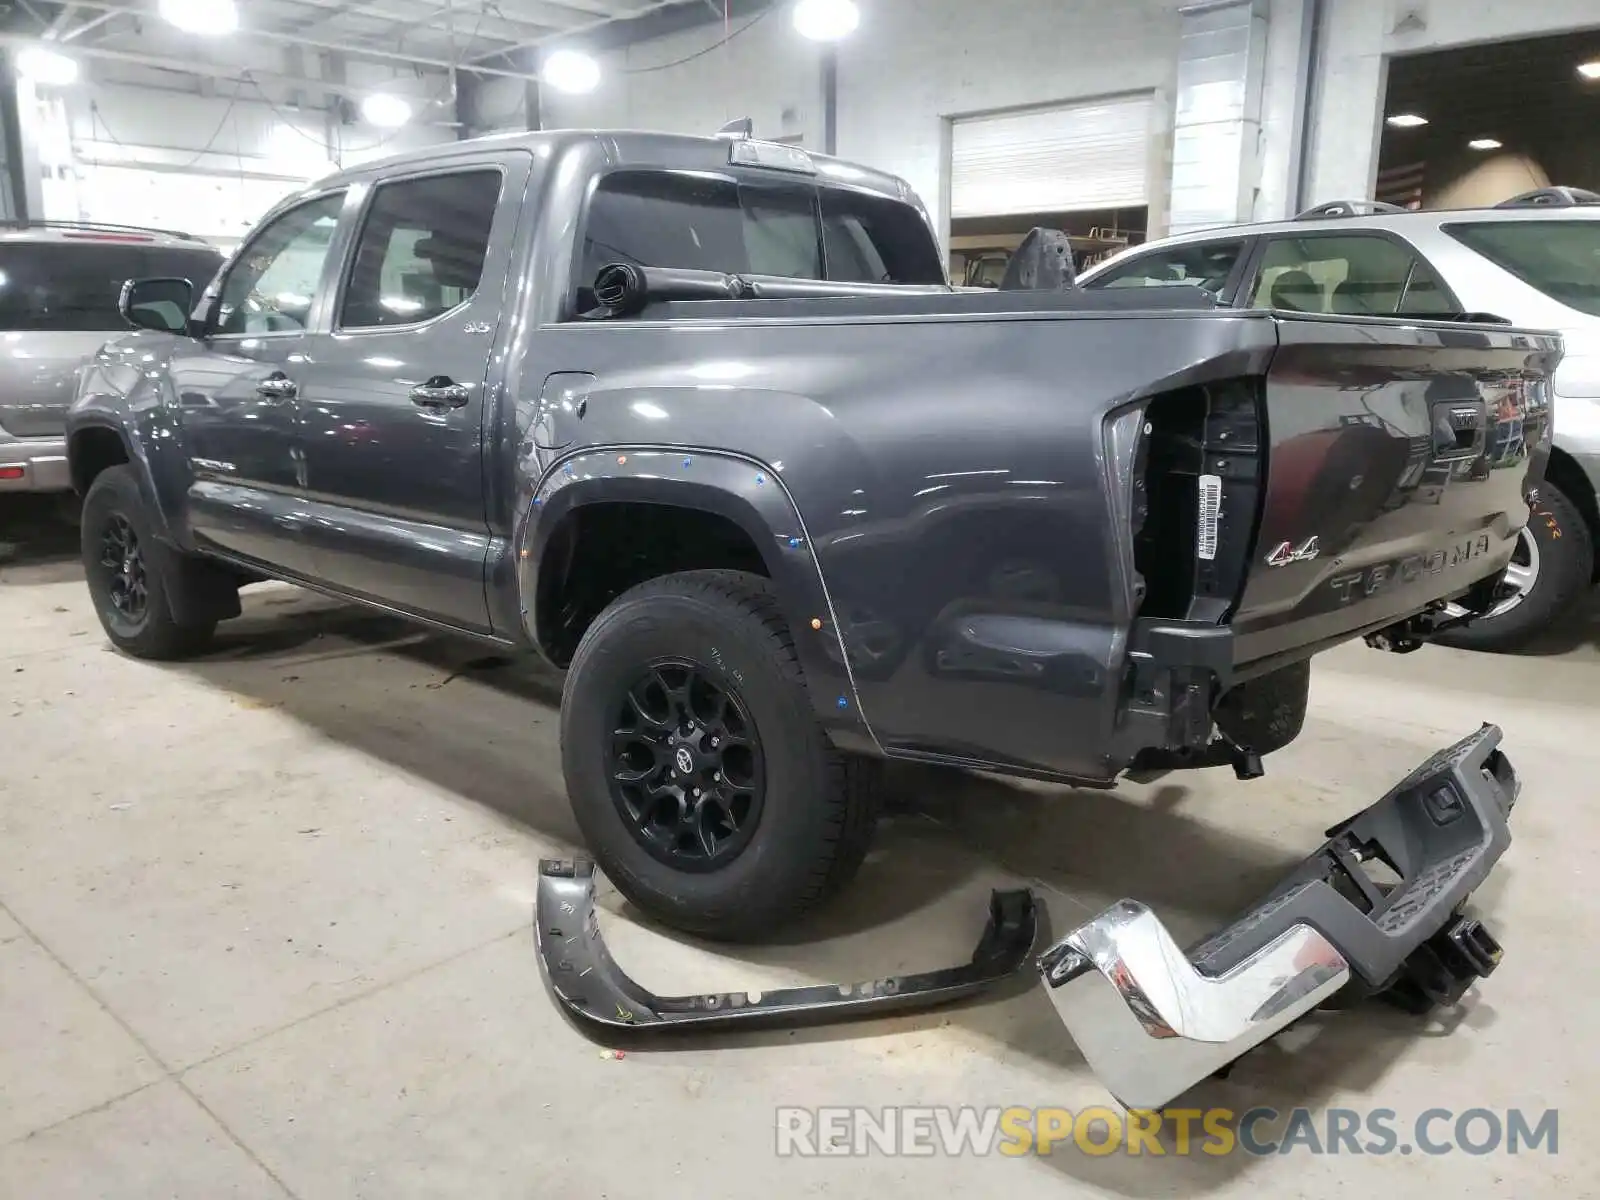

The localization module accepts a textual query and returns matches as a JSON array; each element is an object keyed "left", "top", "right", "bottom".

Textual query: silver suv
[
  {"left": 0, "top": 222, "right": 223, "bottom": 495},
  {"left": 1080, "top": 188, "right": 1600, "bottom": 652}
]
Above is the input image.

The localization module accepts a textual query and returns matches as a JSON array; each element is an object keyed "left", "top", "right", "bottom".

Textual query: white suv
[{"left": 1080, "top": 189, "right": 1600, "bottom": 652}]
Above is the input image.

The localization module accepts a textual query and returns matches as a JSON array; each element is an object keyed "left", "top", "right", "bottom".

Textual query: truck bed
[{"left": 535, "top": 298, "right": 1559, "bottom": 780}]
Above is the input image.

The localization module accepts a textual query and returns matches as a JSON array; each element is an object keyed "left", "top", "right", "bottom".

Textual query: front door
[
  {"left": 178, "top": 191, "right": 348, "bottom": 573},
  {"left": 294, "top": 158, "right": 526, "bottom": 632}
]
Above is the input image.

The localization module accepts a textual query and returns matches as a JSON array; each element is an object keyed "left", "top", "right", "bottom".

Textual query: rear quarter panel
[{"left": 521, "top": 309, "right": 1278, "bottom": 781}]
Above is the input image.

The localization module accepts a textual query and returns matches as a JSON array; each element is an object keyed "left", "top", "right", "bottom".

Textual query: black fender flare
[{"left": 516, "top": 444, "right": 878, "bottom": 748}]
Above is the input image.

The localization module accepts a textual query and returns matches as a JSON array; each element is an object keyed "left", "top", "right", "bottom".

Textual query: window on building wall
[{"left": 340, "top": 170, "right": 503, "bottom": 329}]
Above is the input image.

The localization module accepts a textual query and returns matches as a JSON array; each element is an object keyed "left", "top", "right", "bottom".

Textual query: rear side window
[
  {"left": 1248, "top": 234, "right": 1453, "bottom": 315},
  {"left": 0, "top": 242, "right": 221, "bottom": 332},
  {"left": 578, "top": 170, "right": 943, "bottom": 302},
  {"left": 341, "top": 170, "right": 503, "bottom": 329},
  {"left": 1446, "top": 220, "right": 1600, "bottom": 317},
  {"left": 820, "top": 189, "right": 944, "bottom": 284}
]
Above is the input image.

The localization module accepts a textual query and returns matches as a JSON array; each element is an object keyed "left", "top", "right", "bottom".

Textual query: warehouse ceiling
[{"left": 0, "top": 0, "right": 767, "bottom": 93}]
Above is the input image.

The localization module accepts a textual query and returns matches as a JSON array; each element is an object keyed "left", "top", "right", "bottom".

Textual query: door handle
[
  {"left": 256, "top": 374, "right": 298, "bottom": 401},
  {"left": 410, "top": 377, "right": 472, "bottom": 410},
  {"left": 1430, "top": 399, "right": 1486, "bottom": 461}
]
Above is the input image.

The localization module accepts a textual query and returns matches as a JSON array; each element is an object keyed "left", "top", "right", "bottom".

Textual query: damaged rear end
[{"left": 1113, "top": 313, "right": 1559, "bottom": 776}]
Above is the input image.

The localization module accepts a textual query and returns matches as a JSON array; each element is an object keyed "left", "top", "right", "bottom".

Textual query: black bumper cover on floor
[{"left": 534, "top": 860, "right": 1037, "bottom": 1033}]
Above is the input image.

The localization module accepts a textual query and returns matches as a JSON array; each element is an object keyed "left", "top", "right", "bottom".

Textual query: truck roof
[{"left": 314, "top": 128, "right": 917, "bottom": 207}]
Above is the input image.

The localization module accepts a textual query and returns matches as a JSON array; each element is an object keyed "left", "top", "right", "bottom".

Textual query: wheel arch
[
  {"left": 517, "top": 446, "right": 876, "bottom": 748},
  {"left": 1544, "top": 444, "right": 1600, "bottom": 577}
]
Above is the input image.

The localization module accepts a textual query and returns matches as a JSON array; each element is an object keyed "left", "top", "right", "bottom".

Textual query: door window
[
  {"left": 1248, "top": 234, "right": 1452, "bottom": 315},
  {"left": 1090, "top": 240, "right": 1244, "bottom": 297},
  {"left": 215, "top": 193, "right": 345, "bottom": 336},
  {"left": 339, "top": 170, "right": 503, "bottom": 329}
]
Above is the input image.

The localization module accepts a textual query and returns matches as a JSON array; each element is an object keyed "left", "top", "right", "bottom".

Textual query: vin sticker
[{"left": 1197, "top": 474, "right": 1222, "bottom": 561}]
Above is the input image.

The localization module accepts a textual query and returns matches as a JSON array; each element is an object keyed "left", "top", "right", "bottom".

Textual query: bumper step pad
[
  {"left": 1038, "top": 724, "right": 1517, "bottom": 1109},
  {"left": 533, "top": 725, "right": 1515, "bottom": 1110}
]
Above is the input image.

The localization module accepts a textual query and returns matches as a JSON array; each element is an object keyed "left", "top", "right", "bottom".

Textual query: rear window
[
  {"left": 1446, "top": 220, "right": 1600, "bottom": 317},
  {"left": 578, "top": 170, "right": 943, "bottom": 305},
  {"left": 0, "top": 241, "right": 221, "bottom": 332}
]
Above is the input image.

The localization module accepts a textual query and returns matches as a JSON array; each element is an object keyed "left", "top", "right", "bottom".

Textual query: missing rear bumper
[
  {"left": 1038, "top": 724, "right": 1517, "bottom": 1109},
  {"left": 534, "top": 860, "right": 1037, "bottom": 1034}
]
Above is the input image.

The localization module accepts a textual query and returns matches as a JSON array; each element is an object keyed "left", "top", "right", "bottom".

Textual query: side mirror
[{"left": 119, "top": 277, "right": 195, "bottom": 335}]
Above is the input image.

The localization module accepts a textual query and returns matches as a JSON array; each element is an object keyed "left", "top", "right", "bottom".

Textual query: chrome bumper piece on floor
[
  {"left": 1038, "top": 724, "right": 1518, "bottom": 1109},
  {"left": 1038, "top": 904, "right": 1349, "bottom": 1110}
]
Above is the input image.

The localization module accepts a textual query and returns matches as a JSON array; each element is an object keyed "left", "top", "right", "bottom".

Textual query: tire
[
  {"left": 560, "top": 569, "right": 880, "bottom": 940},
  {"left": 1213, "top": 658, "right": 1310, "bottom": 757},
  {"left": 1433, "top": 483, "right": 1595, "bottom": 653},
  {"left": 81, "top": 465, "right": 217, "bottom": 660}
]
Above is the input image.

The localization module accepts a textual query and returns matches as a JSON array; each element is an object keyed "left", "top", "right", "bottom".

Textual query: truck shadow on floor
[
  {"left": 165, "top": 585, "right": 1479, "bottom": 1185},
  {"left": 0, "top": 495, "right": 81, "bottom": 583}
]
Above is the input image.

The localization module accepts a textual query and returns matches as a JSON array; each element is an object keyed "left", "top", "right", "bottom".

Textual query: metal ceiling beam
[
  {"left": 270, "top": 0, "right": 592, "bottom": 41},
  {"left": 60, "top": 11, "right": 120, "bottom": 40},
  {"left": 465, "top": 0, "right": 703, "bottom": 62},
  {"left": 0, "top": 30, "right": 442, "bottom": 100},
  {"left": 38, "top": 1, "right": 548, "bottom": 80}
]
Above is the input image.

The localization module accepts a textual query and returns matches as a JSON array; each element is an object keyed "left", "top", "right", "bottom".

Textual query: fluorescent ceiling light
[
  {"left": 1468, "top": 137, "right": 1502, "bottom": 151},
  {"left": 160, "top": 0, "right": 239, "bottom": 35},
  {"left": 541, "top": 49, "right": 600, "bottom": 95},
  {"left": 361, "top": 94, "right": 412, "bottom": 128},
  {"left": 793, "top": 0, "right": 860, "bottom": 41},
  {"left": 1579, "top": 60, "right": 1600, "bottom": 80},
  {"left": 16, "top": 46, "right": 79, "bottom": 86},
  {"left": 1385, "top": 113, "right": 1428, "bottom": 128}
]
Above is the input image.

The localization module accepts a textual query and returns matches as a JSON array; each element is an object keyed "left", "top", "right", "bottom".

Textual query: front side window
[
  {"left": 577, "top": 170, "right": 945, "bottom": 304},
  {"left": 216, "top": 193, "right": 345, "bottom": 336},
  {"left": 340, "top": 170, "right": 502, "bottom": 329},
  {"left": 0, "top": 243, "right": 221, "bottom": 332},
  {"left": 1446, "top": 220, "right": 1600, "bottom": 318},
  {"left": 1248, "top": 234, "right": 1444, "bottom": 315},
  {"left": 1091, "top": 240, "right": 1245, "bottom": 297}
]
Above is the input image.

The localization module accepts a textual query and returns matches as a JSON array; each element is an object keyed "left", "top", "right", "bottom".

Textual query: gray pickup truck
[{"left": 68, "top": 129, "right": 1556, "bottom": 1107}]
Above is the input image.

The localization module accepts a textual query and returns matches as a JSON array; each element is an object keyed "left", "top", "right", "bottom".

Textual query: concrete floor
[{"left": 2, "top": 517, "right": 1597, "bottom": 1198}]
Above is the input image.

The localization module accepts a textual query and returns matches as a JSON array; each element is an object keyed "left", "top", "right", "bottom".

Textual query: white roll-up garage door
[{"left": 950, "top": 94, "right": 1154, "bottom": 219}]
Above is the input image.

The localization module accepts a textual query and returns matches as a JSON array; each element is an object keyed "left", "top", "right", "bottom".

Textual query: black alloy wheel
[
  {"left": 609, "top": 659, "right": 766, "bottom": 870},
  {"left": 98, "top": 513, "right": 149, "bottom": 624}
]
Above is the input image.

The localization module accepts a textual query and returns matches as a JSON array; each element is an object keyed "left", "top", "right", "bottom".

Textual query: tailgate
[{"left": 1230, "top": 314, "right": 1561, "bottom": 668}]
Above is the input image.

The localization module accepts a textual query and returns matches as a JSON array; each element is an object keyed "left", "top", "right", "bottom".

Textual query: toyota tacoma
[{"left": 67, "top": 130, "right": 1558, "bottom": 1107}]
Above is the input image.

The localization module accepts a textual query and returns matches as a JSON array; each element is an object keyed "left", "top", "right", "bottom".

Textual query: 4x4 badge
[{"left": 1266, "top": 536, "right": 1320, "bottom": 567}]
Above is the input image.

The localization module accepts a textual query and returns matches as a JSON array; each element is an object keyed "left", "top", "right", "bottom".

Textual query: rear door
[{"left": 293, "top": 156, "right": 527, "bottom": 632}]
